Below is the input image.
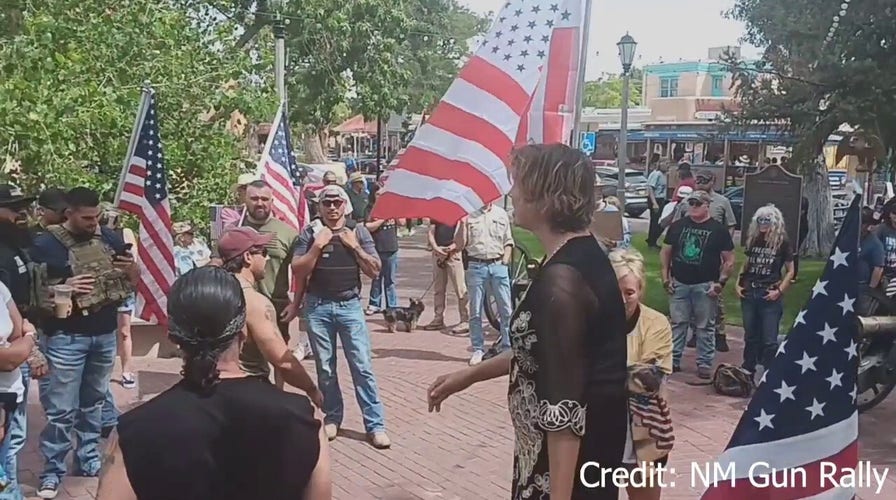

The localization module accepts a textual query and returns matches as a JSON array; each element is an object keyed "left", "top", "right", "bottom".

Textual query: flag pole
[
  {"left": 114, "top": 85, "right": 152, "bottom": 207},
  {"left": 570, "top": 0, "right": 593, "bottom": 148}
]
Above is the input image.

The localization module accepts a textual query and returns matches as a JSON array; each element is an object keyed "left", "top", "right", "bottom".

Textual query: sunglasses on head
[
  {"left": 321, "top": 199, "right": 344, "bottom": 208},
  {"left": 688, "top": 199, "right": 704, "bottom": 207}
]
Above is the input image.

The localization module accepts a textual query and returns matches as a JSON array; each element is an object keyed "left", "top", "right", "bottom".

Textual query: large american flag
[
  {"left": 372, "top": 0, "right": 587, "bottom": 224},
  {"left": 701, "top": 196, "right": 861, "bottom": 499},
  {"left": 115, "top": 89, "right": 175, "bottom": 325},
  {"left": 258, "top": 102, "right": 309, "bottom": 231}
]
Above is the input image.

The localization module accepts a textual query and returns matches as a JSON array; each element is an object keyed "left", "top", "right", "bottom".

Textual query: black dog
[{"left": 382, "top": 299, "right": 426, "bottom": 333}]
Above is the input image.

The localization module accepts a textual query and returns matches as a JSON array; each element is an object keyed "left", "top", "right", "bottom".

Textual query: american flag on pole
[
  {"left": 258, "top": 103, "right": 308, "bottom": 231},
  {"left": 372, "top": 0, "right": 587, "bottom": 224},
  {"left": 701, "top": 196, "right": 861, "bottom": 500},
  {"left": 115, "top": 89, "right": 175, "bottom": 325}
]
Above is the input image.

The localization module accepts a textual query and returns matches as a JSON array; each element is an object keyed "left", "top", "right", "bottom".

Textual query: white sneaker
[
  {"left": 469, "top": 351, "right": 484, "bottom": 366},
  {"left": 121, "top": 372, "right": 137, "bottom": 390}
]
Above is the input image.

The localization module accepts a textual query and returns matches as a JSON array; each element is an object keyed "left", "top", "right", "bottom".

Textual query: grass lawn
[{"left": 511, "top": 227, "right": 824, "bottom": 328}]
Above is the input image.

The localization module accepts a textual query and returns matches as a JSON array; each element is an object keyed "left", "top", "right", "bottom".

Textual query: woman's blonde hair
[
  {"left": 746, "top": 204, "right": 787, "bottom": 252},
  {"left": 609, "top": 248, "right": 646, "bottom": 291},
  {"left": 604, "top": 196, "right": 623, "bottom": 211},
  {"left": 510, "top": 143, "right": 596, "bottom": 232}
]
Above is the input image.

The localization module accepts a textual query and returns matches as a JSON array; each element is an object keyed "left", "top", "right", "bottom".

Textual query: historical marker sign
[{"left": 740, "top": 164, "right": 803, "bottom": 247}]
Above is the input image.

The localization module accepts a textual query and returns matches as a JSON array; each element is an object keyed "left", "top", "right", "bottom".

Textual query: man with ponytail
[{"left": 97, "top": 266, "right": 331, "bottom": 500}]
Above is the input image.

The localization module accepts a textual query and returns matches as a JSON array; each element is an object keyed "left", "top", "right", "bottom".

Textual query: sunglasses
[
  {"left": 249, "top": 247, "right": 268, "bottom": 257},
  {"left": 757, "top": 216, "right": 772, "bottom": 225},
  {"left": 321, "top": 199, "right": 344, "bottom": 208},
  {"left": 695, "top": 176, "right": 713, "bottom": 183},
  {"left": 688, "top": 199, "right": 704, "bottom": 207}
]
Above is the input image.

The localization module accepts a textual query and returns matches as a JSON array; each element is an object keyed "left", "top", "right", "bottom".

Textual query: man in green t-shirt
[
  {"left": 240, "top": 180, "right": 310, "bottom": 388},
  {"left": 346, "top": 172, "right": 369, "bottom": 221}
]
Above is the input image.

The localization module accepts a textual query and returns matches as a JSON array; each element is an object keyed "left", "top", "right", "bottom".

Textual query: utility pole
[{"left": 273, "top": 6, "right": 286, "bottom": 105}]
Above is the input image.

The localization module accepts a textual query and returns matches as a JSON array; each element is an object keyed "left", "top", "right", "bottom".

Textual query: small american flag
[
  {"left": 372, "top": 0, "right": 587, "bottom": 225},
  {"left": 701, "top": 196, "right": 861, "bottom": 499},
  {"left": 115, "top": 88, "right": 175, "bottom": 325},
  {"left": 629, "top": 393, "right": 674, "bottom": 451},
  {"left": 258, "top": 102, "right": 307, "bottom": 231}
]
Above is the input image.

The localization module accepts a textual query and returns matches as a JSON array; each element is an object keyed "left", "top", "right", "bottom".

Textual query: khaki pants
[{"left": 432, "top": 253, "right": 469, "bottom": 324}]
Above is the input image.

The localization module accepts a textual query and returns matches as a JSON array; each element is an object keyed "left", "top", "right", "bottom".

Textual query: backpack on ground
[{"left": 712, "top": 363, "right": 754, "bottom": 398}]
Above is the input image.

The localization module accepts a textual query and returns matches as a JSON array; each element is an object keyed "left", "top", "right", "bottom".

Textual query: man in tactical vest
[
  {"left": 30, "top": 187, "right": 137, "bottom": 498},
  {"left": 291, "top": 185, "right": 390, "bottom": 450},
  {"left": 0, "top": 184, "right": 49, "bottom": 497}
]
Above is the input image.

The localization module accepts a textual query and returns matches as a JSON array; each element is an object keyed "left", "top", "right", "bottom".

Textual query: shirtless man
[{"left": 218, "top": 227, "right": 323, "bottom": 407}]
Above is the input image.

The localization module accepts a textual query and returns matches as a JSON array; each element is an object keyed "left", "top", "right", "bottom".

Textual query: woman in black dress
[
  {"left": 428, "top": 143, "right": 630, "bottom": 499},
  {"left": 96, "top": 267, "right": 332, "bottom": 500}
]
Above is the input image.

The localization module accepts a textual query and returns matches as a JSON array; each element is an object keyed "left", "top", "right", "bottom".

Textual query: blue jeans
[
  {"left": 670, "top": 280, "right": 717, "bottom": 369},
  {"left": 467, "top": 261, "right": 512, "bottom": 352},
  {"left": 102, "top": 389, "right": 119, "bottom": 429},
  {"left": 1, "top": 363, "right": 29, "bottom": 499},
  {"left": 304, "top": 294, "right": 386, "bottom": 434},
  {"left": 38, "top": 332, "right": 117, "bottom": 483},
  {"left": 368, "top": 251, "right": 399, "bottom": 310},
  {"left": 741, "top": 288, "right": 783, "bottom": 373}
]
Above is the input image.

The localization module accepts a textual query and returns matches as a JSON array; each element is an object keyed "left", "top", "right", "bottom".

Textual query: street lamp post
[
  {"left": 616, "top": 33, "right": 637, "bottom": 206},
  {"left": 271, "top": 0, "right": 287, "bottom": 104}
]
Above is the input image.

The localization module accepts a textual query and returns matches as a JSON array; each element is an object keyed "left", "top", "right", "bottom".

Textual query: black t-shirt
[
  {"left": 433, "top": 223, "right": 456, "bottom": 247},
  {"left": 664, "top": 216, "right": 734, "bottom": 284},
  {"left": 740, "top": 236, "right": 794, "bottom": 287},
  {"left": 372, "top": 220, "right": 399, "bottom": 253},
  {"left": 0, "top": 241, "right": 31, "bottom": 314},
  {"left": 117, "top": 377, "right": 321, "bottom": 500}
]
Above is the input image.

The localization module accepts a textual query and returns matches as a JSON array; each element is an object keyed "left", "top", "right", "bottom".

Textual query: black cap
[
  {"left": 862, "top": 207, "right": 879, "bottom": 226},
  {"left": 0, "top": 184, "right": 35, "bottom": 208},
  {"left": 37, "top": 188, "right": 67, "bottom": 212}
]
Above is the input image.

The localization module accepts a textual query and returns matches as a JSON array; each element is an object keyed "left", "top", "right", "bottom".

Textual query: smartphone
[{"left": 118, "top": 243, "right": 134, "bottom": 256}]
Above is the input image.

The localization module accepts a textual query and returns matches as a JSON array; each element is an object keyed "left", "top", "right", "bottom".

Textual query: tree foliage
[
  {"left": 725, "top": 0, "right": 896, "bottom": 255},
  {"left": 582, "top": 69, "right": 643, "bottom": 109},
  {"left": 0, "top": 0, "right": 276, "bottom": 230}
]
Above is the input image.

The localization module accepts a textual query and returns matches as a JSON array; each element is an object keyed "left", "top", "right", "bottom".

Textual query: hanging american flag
[
  {"left": 701, "top": 196, "right": 861, "bottom": 500},
  {"left": 372, "top": 0, "right": 587, "bottom": 225},
  {"left": 516, "top": 0, "right": 585, "bottom": 144},
  {"left": 115, "top": 88, "right": 175, "bottom": 325},
  {"left": 258, "top": 102, "right": 307, "bottom": 231}
]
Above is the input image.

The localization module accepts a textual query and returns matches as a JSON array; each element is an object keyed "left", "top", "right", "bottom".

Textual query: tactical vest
[
  {"left": 46, "top": 225, "right": 134, "bottom": 314},
  {"left": 308, "top": 220, "right": 361, "bottom": 299}
]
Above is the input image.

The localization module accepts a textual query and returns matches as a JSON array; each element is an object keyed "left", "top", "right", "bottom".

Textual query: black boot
[{"left": 715, "top": 334, "right": 730, "bottom": 352}]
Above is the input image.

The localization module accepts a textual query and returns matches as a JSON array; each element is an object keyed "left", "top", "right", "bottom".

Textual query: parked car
[
  {"left": 828, "top": 170, "right": 848, "bottom": 191},
  {"left": 595, "top": 167, "right": 650, "bottom": 218},
  {"left": 723, "top": 185, "right": 849, "bottom": 231}
]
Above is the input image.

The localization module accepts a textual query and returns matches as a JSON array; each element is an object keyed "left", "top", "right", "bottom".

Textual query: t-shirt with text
[
  {"left": 874, "top": 224, "right": 896, "bottom": 276},
  {"left": 664, "top": 217, "right": 734, "bottom": 285},
  {"left": 740, "top": 236, "right": 794, "bottom": 287}
]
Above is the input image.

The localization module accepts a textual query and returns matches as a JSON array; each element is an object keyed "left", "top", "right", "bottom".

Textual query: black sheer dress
[{"left": 508, "top": 236, "right": 629, "bottom": 500}]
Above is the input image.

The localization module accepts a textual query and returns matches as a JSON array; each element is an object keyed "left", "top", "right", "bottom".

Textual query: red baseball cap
[{"left": 218, "top": 227, "right": 274, "bottom": 261}]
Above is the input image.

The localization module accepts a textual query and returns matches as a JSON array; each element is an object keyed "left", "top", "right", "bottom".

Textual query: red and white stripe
[
  {"left": 372, "top": 0, "right": 587, "bottom": 225},
  {"left": 518, "top": 0, "right": 584, "bottom": 145},
  {"left": 118, "top": 157, "right": 175, "bottom": 325},
  {"left": 258, "top": 105, "right": 301, "bottom": 233},
  {"left": 701, "top": 412, "right": 858, "bottom": 499}
]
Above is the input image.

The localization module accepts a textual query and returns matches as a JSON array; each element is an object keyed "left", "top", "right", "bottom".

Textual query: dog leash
[{"left": 416, "top": 277, "right": 437, "bottom": 302}]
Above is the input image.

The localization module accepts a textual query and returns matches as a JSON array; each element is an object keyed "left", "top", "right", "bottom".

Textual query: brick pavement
[{"left": 13, "top": 228, "right": 896, "bottom": 499}]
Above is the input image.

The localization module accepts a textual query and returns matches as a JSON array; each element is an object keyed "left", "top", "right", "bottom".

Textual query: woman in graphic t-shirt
[
  {"left": 735, "top": 205, "right": 794, "bottom": 378},
  {"left": 0, "top": 281, "right": 37, "bottom": 496}
]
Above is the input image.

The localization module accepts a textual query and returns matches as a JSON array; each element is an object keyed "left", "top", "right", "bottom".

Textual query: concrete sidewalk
[{"left": 13, "top": 228, "right": 896, "bottom": 499}]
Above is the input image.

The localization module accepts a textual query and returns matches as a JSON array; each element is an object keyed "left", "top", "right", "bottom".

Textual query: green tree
[
  {"left": 726, "top": 0, "right": 896, "bottom": 255},
  {"left": 0, "top": 0, "right": 275, "bottom": 230},
  {"left": 582, "top": 69, "right": 643, "bottom": 108}
]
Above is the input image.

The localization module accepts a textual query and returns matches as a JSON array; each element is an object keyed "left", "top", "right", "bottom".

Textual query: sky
[{"left": 456, "top": 0, "right": 762, "bottom": 80}]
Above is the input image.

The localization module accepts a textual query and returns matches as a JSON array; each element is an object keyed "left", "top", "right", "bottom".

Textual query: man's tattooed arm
[{"left": 96, "top": 430, "right": 138, "bottom": 500}]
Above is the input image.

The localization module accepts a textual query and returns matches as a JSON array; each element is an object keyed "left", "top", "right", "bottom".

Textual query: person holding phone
[{"left": 30, "top": 188, "right": 137, "bottom": 499}]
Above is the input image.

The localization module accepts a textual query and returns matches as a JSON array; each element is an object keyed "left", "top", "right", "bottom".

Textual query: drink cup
[{"left": 52, "top": 285, "right": 73, "bottom": 318}]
